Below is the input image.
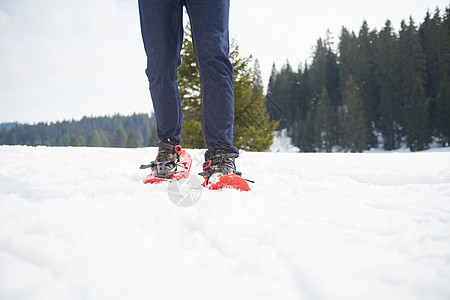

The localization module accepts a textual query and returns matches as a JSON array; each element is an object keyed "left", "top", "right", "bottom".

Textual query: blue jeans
[{"left": 138, "top": 0, "right": 238, "bottom": 159}]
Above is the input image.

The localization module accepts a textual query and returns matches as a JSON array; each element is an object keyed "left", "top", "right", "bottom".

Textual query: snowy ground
[{"left": 1, "top": 145, "right": 450, "bottom": 300}]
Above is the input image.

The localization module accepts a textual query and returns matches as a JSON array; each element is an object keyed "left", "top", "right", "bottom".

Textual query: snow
[
  {"left": 1, "top": 145, "right": 450, "bottom": 300},
  {"left": 270, "top": 129, "right": 300, "bottom": 153}
]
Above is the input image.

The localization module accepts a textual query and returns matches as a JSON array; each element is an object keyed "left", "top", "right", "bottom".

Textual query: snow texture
[{"left": 1, "top": 145, "right": 450, "bottom": 300}]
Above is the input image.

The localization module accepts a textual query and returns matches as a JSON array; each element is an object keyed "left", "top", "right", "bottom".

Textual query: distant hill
[{"left": 0, "top": 113, "right": 157, "bottom": 148}]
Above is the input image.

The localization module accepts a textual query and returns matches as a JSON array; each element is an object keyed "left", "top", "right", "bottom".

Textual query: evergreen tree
[
  {"left": 314, "top": 87, "right": 335, "bottom": 152},
  {"left": 339, "top": 76, "right": 369, "bottom": 152},
  {"left": 296, "top": 64, "right": 311, "bottom": 122},
  {"left": 241, "top": 58, "right": 279, "bottom": 151},
  {"left": 338, "top": 27, "right": 360, "bottom": 90},
  {"left": 69, "top": 135, "right": 80, "bottom": 147},
  {"left": 0, "top": 128, "right": 6, "bottom": 144},
  {"left": 33, "top": 134, "right": 42, "bottom": 146},
  {"left": 87, "top": 130, "right": 101, "bottom": 147},
  {"left": 291, "top": 64, "right": 314, "bottom": 150},
  {"left": 265, "top": 63, "right": 282, "bottom": 122},
  {"left": 310, "top": 36, "right": 340, "bottom": 108},
  {"left": 231, "top": 43, "right": 278, "bottom": 151},
  {"left": 297, "top": 111, "right": 316, "bottom": 152},
  {"left": 399, "top": 18, "right": 430, "bottom": 151},
  {"left": 406, "top": 78, "right": 430, "bottom": 151},
  {"left": 126, "top": 130, "right": 138, "bottom": 148},
  {"left": 100, "top": 131, "right": 111, "bottom": 147},
  {"left": 252, "top": 59, "right": 263, "bottom": 96},
  {"left": 420, "top": 9, "right": 447, "bottom": 100},
  {"left": 399, "top": 18, "right": 426, "bottom": 125},
  {"left": 269, "top": 61, "right": 295, "bottom": 129},
  {"left": 180, "top": 120, "right": 204, "bottom": 148},
  {"left": 357, "top": 21, "right": 379, "bottom": 147},
  {"left": 113, "top": 127, "right": 127, "bottom": 148},
  {"left": 376, "top": 20, "right": 402, "bottom": 150},
  {"left": 435, "top": 75, "right": 450, "bottom": 146},
  {"left": 148, "top": 123, "right": 158, "bottom": 147}
]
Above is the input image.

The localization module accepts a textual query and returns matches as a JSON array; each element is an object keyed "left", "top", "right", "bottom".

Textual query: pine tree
[
  {"left": 252, "top": 59, "right": 263, "bottom": 96},
  {"left": 420, "top": 9, "right": 447, "bottom": 100},
  {"left": 376, "top": 20, "right": 402, "bottom": 150},
  {"left": 290, "top": 64, "right": 315, "bottom": 150},
  {"left": 33, "top": 134, "right": 42, "bottom": 146},
  {"left": 87, "top": 130, "right": 101, "bottom": 147},
  {"left": 338, "top": 27, "right": 360, "bottom": 90},
  {"left": 0, "top": 128, "right": 6, "bottom": 144},
  {"left": 399, "top": 18, "right": 430, "bottom": 151},
  {"left": 269, "top": 61, "right": 295, "bottom": 129},
  {"left": 435, "top": 75, "right": 450, "bottom": 146},
  {"left": 246, "top": 59, "right": 279, "bottom": 151},
  {"left": 265, "top": 63, "right": 282, "bottom": 122},
  {"left": 406, "top": 78, "right": 430, "bottom": 151},
  {"left": 100, "top": 131, "right": 110, "bottom": 147},
  {"left": 297, "top": 111, "right": 316, "bottom": 152},
  {"left": 357, "top": 21, "right": 379, "bottom": 147},
  {"left": 69, "top": 135, "right": 80, "bottom": 147},
  {"left": 231, "top": 43, "right": 278, "bottom": 151},
  {"left": 180, "top": 120, "right": 204, "bottom": 148},
  {"left": 314, "top": 87, "right": 335, "bottom": 152},
  {"left": 399, "top": 19, "right": 426, "bottom": 119},
  {"left": 310, "top": 36, "right": 341, "bottom": 108},
  {"left": 113, "top": 127, "right": 127, "bottom": 148},
  {"left": 339, "top": 76, "right": 369, "bottom": 152},
  {"left": 126, "top": 130, "right": 138, "bottom": 148},
  {"left": 148, "top": 123, "right": 158, "bottom": 147}
]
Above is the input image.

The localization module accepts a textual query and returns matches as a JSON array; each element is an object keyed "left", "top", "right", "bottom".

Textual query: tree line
[
  {"left": 267, "top": 7, "right": 450, "bottom": 152},
  {"left": 0, "top": 113, "right": 157, "bottom": 148}
]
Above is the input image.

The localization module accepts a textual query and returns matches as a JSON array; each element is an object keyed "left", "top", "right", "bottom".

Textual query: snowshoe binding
[
  {"left": 140, "top": 139, "right": 192, "bottom": 184},
  {"left": 199, "top": 150, "right": 251, "bottom": 191}
]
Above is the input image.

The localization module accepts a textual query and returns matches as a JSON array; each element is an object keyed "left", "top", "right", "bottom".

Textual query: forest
[
  {"left": 267, "top": 7, "right": 450, "bottom": 152},
  {"left": 0, "top": 114, "right": 157, "bottom": 148}
]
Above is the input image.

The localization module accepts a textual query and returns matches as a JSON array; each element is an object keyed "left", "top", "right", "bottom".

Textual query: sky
[{"left": 0, "top": 0, "right": 448, "bottom": 124}]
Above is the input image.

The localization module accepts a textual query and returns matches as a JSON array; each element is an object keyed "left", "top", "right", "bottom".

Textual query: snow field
[{"left": 0, "top": 145, "right": 450, "bottom": 300}]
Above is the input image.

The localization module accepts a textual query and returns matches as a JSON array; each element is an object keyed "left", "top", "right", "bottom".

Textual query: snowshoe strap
[
  {"left": 202, "top": 152, "right": 238, "bottom": 170},
  {"left": 139, "top": 142, "right": 182, "bottom": 172},
  {"left": 199, "top": 152, "right": 242, "bottom": 185},
  {"left": 157, "top": 141, "right": 182, "bottom": 153}
]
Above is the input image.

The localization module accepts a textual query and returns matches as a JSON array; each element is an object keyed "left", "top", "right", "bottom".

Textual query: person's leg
[
  {"left": 138, "top": 0, "right": 184, "bottom": 145},
  {"left": 185, "top": 0, "right": 238, "bottom": 159}
]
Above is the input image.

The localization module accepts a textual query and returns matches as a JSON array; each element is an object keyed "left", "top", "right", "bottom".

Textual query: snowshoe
[
  {"left": 199, "top": 150, "right": 251, "bottom": 191},
  {"left": 140, "top": 140, "right": 192, "bottom": 184}
]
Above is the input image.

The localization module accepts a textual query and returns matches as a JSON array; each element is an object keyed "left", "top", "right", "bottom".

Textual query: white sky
[{"left": 0, "top": 0, "right": 448, "bottom": 123}]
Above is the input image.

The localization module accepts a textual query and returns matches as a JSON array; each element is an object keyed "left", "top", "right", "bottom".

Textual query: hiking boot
[
  {"left": 140, "top": 139, "right": 182, "bottom": 179},
  {"left": 199, "top": 150, "right": 242, "bottom": 185}
]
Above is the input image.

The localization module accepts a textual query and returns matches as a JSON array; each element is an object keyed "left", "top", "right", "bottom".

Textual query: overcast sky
[{"left": 0, "top": 0, "right": 448, "bottom": 124}]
